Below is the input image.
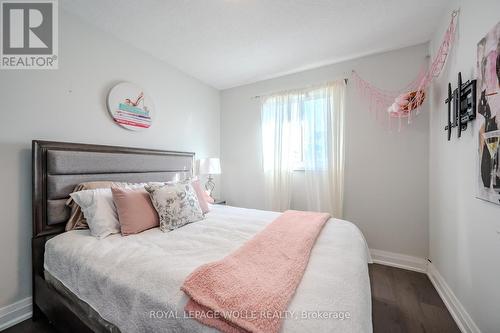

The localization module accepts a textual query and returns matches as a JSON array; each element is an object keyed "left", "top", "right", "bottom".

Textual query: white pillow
[{"left": 70, "top": 188, "right": 120, "bottom": 239}]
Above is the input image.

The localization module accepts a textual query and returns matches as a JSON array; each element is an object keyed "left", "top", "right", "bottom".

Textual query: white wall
[
  {"left": 221, "top": 44, "right": 430, "bottom": 259},
  {"left": 429, "top": 1, "right": 500, "bottom": 331},
  {"left": 0, "top": 10, "right": 220, "bottom": 309}
]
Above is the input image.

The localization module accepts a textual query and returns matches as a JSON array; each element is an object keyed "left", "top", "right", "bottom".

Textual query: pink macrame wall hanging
[{"left": 352, "top": 10, "right": 459, "bottom": 131}]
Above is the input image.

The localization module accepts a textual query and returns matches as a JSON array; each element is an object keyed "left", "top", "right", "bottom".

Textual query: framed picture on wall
[
  {"left": 107, "top": 82, "right": 155, "bottom": 131},
  {"left": 476, "top": 21, "right": 500, "bottom": 204}
]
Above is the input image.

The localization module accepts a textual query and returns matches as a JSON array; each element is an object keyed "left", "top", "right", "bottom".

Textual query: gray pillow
[{"left": 145, "top": 181, "right": 204, "bottom": 232}]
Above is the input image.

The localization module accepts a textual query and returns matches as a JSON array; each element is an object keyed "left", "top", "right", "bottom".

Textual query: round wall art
[{"left": 107, "top": 82, "right": 154, "bottom": 131}]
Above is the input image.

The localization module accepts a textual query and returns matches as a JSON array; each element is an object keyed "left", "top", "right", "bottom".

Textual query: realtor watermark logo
[{"left": 0, "top": 0, "right": 58, "bottom": 69}]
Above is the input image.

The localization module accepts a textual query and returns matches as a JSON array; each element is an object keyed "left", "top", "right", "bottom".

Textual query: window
[
  {"left": 261, "top": 89, "right": 330, "bottom": 172},
  {"left": 260, "top": 80, "right": 345, "bottom": 215}
]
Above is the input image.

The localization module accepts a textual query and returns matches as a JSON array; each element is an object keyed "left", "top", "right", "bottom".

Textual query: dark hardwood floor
[
  {"left": 370, "top": 264, "right": 460, "bottom": 333},
  {"left": 3, "top": 317, "right": 54, "bottom": 333},
  {"left": 4, "top": 264, "right": 460, "bottom": 333}
]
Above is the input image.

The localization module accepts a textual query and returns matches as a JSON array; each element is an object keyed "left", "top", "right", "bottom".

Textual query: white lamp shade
[{"left": 198, "top": 158, "right": 221, "bottom": 175}]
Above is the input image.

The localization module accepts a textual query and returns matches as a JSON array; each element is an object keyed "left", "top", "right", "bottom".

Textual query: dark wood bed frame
[{"left": 32, "top": 140, "right": 195, "bottom": 332}]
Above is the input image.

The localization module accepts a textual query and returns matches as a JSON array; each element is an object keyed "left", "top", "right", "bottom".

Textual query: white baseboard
[
  {"left": 370, "top": 248, "right": 428, "bottom": 273},
  {"left": 0, "top": 297, "right": 32, "bottom": 331},
  {"left": 427, "top": 263, "right": 480, "bottom": 333}
]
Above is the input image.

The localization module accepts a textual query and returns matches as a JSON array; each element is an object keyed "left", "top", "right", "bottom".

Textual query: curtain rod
[{"left": 251, "top": 78, "right": 348, "bottom": 100}]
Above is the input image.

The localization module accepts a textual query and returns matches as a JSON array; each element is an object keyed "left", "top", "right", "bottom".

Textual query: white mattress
[{"left": 45, "top": 204, "right": 373, "bottom": 333}]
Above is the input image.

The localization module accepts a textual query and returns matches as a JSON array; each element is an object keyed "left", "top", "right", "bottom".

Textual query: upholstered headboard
[{"left": 32, "top": 140, "right": 195, "bottom": 238}]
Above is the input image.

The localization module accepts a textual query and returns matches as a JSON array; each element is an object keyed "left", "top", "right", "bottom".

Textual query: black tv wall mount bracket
[{"left": 445, "top": 72, "right": 477, "bottom": 140}]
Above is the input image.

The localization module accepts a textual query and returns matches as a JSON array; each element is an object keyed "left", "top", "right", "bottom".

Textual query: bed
[{"left": 32, "top": 140, "right": 372, "bottom": 333}]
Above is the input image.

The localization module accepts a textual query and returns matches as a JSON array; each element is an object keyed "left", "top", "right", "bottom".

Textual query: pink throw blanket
[{"left": 181, "top": 210, "right": 330, "bottom": 333}]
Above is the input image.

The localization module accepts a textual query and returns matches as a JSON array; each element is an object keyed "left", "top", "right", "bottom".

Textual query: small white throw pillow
[
  {"left": 145, "top": 181, "right": 204, "bottom": 232},
  {"left": 70, "top": 188, "right": 120, "bottom": 239}
]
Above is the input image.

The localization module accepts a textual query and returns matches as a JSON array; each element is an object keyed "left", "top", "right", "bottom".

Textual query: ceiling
[{"left": 62, "top": 0, "right": 452, "bottom": 90}]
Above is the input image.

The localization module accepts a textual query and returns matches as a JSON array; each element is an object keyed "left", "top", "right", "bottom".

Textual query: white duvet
[{"left": 45, "top": 204, "right": 373, "bottom": 333}]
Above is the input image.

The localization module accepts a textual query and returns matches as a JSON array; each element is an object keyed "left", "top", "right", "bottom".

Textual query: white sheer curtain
[
  {"left": 302, "top": 81, "right": 345, "bottom": 218},
  {"left": 261, "top": 80, "right": 346, "bottom": 217},
  {"left": 261, "top": 94, "right": 300, "bottom": 211}
]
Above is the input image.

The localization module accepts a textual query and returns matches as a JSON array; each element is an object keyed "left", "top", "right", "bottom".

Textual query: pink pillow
[
  {"left": 203, "top": 190, "right": 215, "bottom": 204},
  {"left": 111, "top": 187, "right": 159, "bottom": 235},
  {"left": 191, "top": 179, "right": 210, "bottom": 214}
]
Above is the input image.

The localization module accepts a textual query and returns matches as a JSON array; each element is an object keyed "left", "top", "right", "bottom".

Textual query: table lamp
[{"left": 198, "top": 158, "right": 221, "bottom": 198}]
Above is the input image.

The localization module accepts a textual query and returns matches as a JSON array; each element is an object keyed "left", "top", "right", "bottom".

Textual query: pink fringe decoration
[{"left": 353, "top": 10, "right": 458, "bottom": 131}]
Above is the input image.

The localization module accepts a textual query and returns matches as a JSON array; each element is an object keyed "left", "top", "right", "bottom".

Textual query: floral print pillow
[{"left": 145, "top": 181, "right": 204, "bottom": 232}]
